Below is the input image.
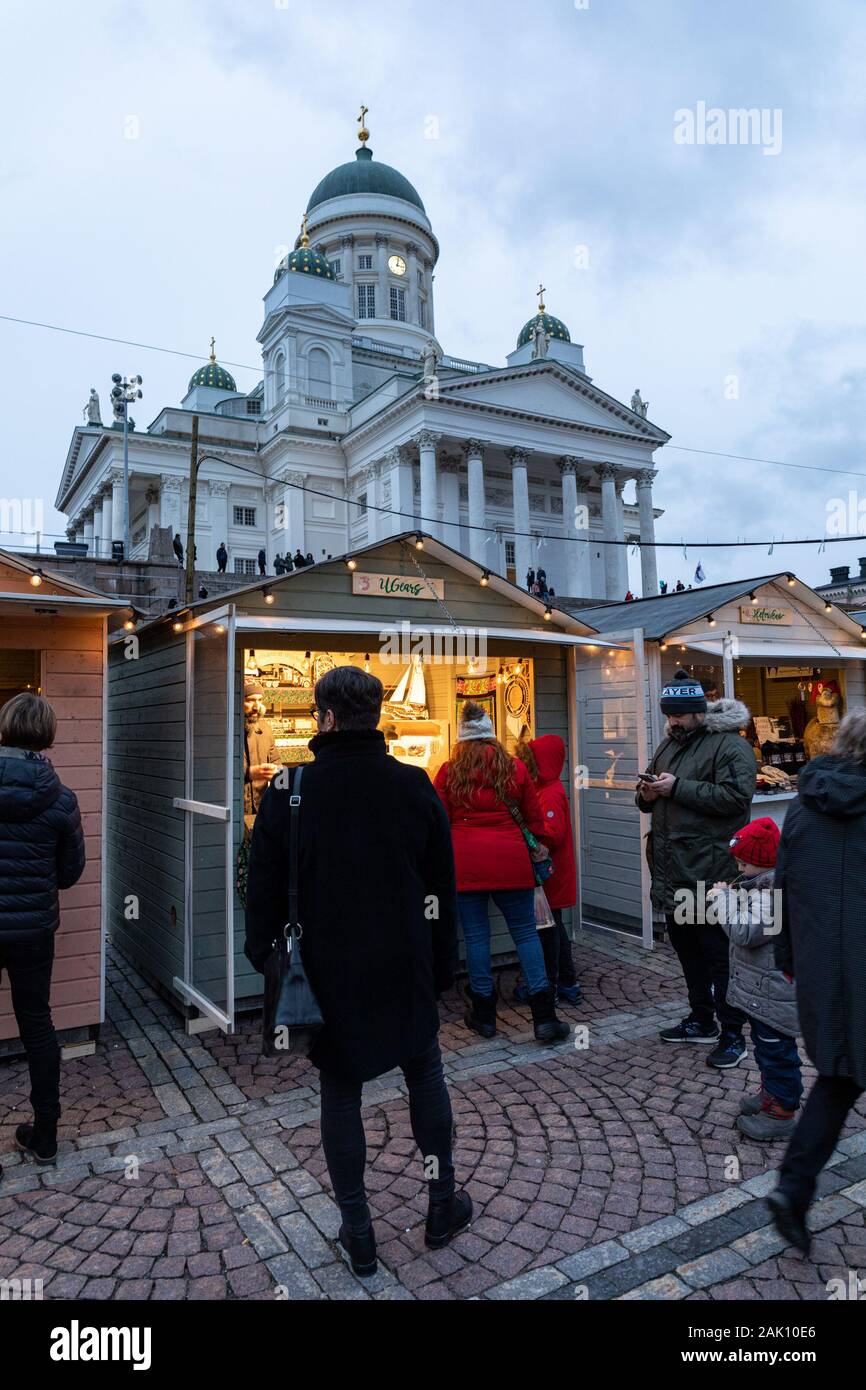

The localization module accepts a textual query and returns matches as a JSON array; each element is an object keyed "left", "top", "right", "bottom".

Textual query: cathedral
[{"left": 56, "top": 110, "right": 668, "bottom": 600}]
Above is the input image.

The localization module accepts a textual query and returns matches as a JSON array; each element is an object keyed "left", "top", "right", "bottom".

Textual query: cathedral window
[
  {"left": 234, "top": 558, "right": 257, "bottom": 575},
  {"left": 329, "top": 258, "right": 341, "bottom": 278},
  {"left": 390, "top": 286, "right": 406, "bottom": 322},
  {"left": 273, "top": 351, "right": 286, "bottom": 399},
  {"left": 357, "top": 492, "right": 367, "bottom": 516},
  {"left": 233, "top": 506, "right": 257, "bottom": 527},
  {"left": 358, "top": 254, "right": 373, "bottom": 270},
  {"left": 419, "top": 298, "right": 426, "bottom": 328},
  {"left": 307, "top": 348, "right": 332, "bottom": 398},
  {"left": 357, "top": 284, "right": 376, "bottom": 318}
]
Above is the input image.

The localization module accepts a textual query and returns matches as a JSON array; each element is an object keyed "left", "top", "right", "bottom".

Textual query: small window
[
  {"left": 358, "top": 492, "right": 367, "bottom": 516},
  {"left": 419, "top": 299, "right": 426, "bottom": 328},
  {"left": 245, "top": 399, "right": 262, "bottom": 415},
  {"left": 390, "top": 286, "right": 406, "bottom": 322},
  {"left": 505, "top": 541, "right": 516, "bottom": 565},
  {"left": 233, "top": 506, "right": 257, "bottom": 527},
  {"left": 234, "top": 558, "right": 257, "bottom": 575},
  {"left": 358, "top": 254, "right": 373, "bottom": 270},
  {"left": 357, "top": 284, "right": 376, "bottom": 319},
  {"left": 329, "top": 258, "right": 341, "bottom": 278}
]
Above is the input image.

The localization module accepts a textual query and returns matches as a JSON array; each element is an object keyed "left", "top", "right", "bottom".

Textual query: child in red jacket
[{"left": 514, "top": 735, "right": 581, "bottom": 1004}]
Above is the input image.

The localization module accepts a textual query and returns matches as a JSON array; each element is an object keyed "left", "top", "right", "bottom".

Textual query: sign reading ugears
[
  {"left": 739, "top": 605, "right": 792, "bottom": 625},
  {"left": 352, "top": 571, "right": 445, "bottom": 601}
]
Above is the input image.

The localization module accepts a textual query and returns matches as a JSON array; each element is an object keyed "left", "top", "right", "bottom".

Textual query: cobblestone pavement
[{"left": 1, "top": 929, "right": 864, "bottom": 1301}]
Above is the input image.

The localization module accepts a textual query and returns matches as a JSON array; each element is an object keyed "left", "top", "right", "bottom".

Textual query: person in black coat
[
  {"left": 257, "top": 548, "right": 267, "bottom": 576},
  {"left": 767, "top": 714, "right": 866, "bottom": 1255},
  {"left": 216, "top": 542, "right": 228, "bottom": 573},
  {"left": 0, "top": 694, "right": 86, "bottom": 1172},
  {"left": 172, "top": 533, "right": 184, "bottom": 566},
  {"left": 293, "top": 548, "right": 306, "bottom": 569},
  {"left": 245, "top": 665, "right": 471, "bottom": 1276}
]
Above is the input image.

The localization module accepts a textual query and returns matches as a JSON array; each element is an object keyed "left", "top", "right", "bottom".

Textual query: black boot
[
  {"left": 528, "top": 987, "right": 571, "bottom": 1044},
  {"left": 766, "top": 1189, "right": 811, "bottom": 1257},
  {"left": 464, "top": 987, "right": 496, "bottom": 1039},
  {"left": 338, "top": 1223, "right": 378, "bottom": 1277},
  {"left": 425, "top": 1190, "right": 473, "bottom": 1250},
  {"left": 16, "top": 1122, "right": 57, "bottom": 1166}
]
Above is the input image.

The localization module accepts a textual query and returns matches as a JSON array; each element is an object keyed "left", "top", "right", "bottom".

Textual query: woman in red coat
[
  {"left": 434, "top": 703, "right": 570, "bottom": 1044},
  {"left": 514, "top": 735, "right": 581, "bottom": 1005}
]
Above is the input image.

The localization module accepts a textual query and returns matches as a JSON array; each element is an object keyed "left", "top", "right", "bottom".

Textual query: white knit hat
[{"left": 458, "top": 708, "right": 495, "bottom": 741}]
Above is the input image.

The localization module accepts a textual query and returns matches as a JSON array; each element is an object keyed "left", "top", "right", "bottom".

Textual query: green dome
[
  {"left": 517, "top": 312, "right": 571, "bottom": 349},
  {"left": 306, "top": 146, "right": 425, "bottom": 213},
  {"left": 188, "top": 358, "right": 237, "bottom": 393},
  {"left": 274, "top": 244, "right": 336, "bottom": 285}
]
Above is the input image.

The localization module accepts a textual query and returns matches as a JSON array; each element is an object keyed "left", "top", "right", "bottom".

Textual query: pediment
[{"left": 437, "top": 364, "right": 668, "bottom": 441}]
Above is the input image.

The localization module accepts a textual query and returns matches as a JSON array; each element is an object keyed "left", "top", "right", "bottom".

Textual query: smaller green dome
[
  {"left": 274, "top": 244, "right": 336, "bottom": 285},
  {"left": 188, "top": 356, "right": 237, "bottom": 393},
  {"left": 517, "top": 311, "right": 571, "bottom": 349}
]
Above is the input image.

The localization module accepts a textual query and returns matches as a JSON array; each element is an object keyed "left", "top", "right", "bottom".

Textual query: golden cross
[
  {"left": 209, "top": 336, "right": 216, "bottom": 361},
  {"left": 357, "top": 104, "right": 370, "bottom": 142},
  {"left": 358, "top": 104, "right": 368, "bottom": 127},
  {"left": 300, "top": 213, "right": 309, "bottom": 246},
  {"left": 536, "top": 283, "right": 546, "bottom": 312}
]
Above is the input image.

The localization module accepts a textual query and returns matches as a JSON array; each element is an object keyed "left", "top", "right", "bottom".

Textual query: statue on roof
[
  {"left": 631, "top": 388, "right": 648, "bottom": 418},
  {"left": 530, "top": 318, "right": 550, "bottom": 359},
  {"left": 84, "top": 388, "right": 102, "bottom": 426}
]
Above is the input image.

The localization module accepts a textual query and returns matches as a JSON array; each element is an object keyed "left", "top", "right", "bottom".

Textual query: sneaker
[
  {"left": 659, "top": 1017, "right": 720, "bottom": 1044},
  {"left": 557, "top": 982, "right": 582, "bottom": 1005},
  {"left": 766, "top": 1188, "right": 811, "bottom": 1257},
  {"left": 736, "top": 1103, "right": 797, "bottom": 1142},
  {"left": 706, "top": 1033, "right": 747, "bottom": 1069},
  {"left": 739, "top": 1088, "right": 770, "bottom": 1116}
]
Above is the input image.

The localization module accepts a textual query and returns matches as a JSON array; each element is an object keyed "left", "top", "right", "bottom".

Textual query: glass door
[{"left": 173, "top": 605, "right": 236, "bottom": 1029}]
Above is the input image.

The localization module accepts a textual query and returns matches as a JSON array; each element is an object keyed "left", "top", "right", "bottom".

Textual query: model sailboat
[{"left": 382, "top": 656, "right": 429, "bottom": 720}]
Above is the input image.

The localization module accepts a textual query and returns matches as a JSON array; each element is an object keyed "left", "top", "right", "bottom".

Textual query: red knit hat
[{"left": 729, "top": 817, "right": 780, "bottom": 868}]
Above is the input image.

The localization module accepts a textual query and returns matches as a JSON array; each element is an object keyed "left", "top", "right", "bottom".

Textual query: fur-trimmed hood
[{"left": 704, "top": 698, "right": 751, "bottom": 733}]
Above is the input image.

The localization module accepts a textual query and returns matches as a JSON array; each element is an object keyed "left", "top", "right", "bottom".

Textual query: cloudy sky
[{"left": 1, "top": 0, "right": 864, "bottom": 590}]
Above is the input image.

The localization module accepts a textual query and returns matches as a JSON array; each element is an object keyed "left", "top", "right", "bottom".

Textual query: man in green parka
[{"left": 636, "top": 668, "right": 757, "bottom": 1069}]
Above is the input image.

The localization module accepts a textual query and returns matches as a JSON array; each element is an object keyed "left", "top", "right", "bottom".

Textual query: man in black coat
[
  {"left": 257, "top": 548, "right": 267, "bottom": 576},
  {"left": 0, "top": 694, "right": 86, "bottom": 1173},
  {"left": 767, "top": 724, "right": 866, "bottom": 1254},
  {"left": 216, "top": 541, "right": 228, "bottom": 573},
  {"left": 245, "top": 666, "right": 471, "bottom": 1276}
]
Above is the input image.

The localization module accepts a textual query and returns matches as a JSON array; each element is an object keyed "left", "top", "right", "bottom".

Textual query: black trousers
[
  {"left": 319, "top": 1040, "right": 455, "bottom": 1234},
  {"left": 779, "top": 1074, "right": 864, "bottom": 1212},
  {"left": 0, "top": 936, "right": 60, "bottom": 1126},
  {"left": 539, "top": 907, "right": 577, "bottom": 989},
  {"left": 665, "top": 914, "right": 746, "bottom": 1035}
]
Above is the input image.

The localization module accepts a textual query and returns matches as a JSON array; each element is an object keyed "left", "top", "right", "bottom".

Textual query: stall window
[{"left": 0, "top": 649, "right": 41, "bottom": 703}]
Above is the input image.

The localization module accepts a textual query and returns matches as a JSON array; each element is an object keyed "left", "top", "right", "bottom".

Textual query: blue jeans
[
  {"left": 747, "top": 1014, "right": 803, "bottom": 1111},
  {"left": 458, "top": 889, "right": 548, "bottom": 997}
]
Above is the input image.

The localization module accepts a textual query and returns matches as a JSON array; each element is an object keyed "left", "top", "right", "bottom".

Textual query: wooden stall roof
[
  {"left": 125, "top": 531, "right": 607, "bottom": 643},
  {"left": 567, "top": 573, "right": 866, "bottom": 646},
  {"left": 0, "top": 547, "right": 131, "bottom": 620}
]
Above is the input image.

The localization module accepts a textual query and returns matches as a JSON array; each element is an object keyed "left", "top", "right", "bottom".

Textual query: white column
[
  {"left": 415, "top": 430, "right": 440, "bottom": 539},
  {"left": 596, "top": 464, "right": 621, "bottom": 600},
  {"left": 440, "top": 456, "right": 461, "bottom": 552},
  {"left": 615, "top": 478, "right": 630, "bottom": 596},
  {"left": 464, "top": 439, "right": 486, "bottom": 563},
  {"left": 91, "top": 496, "right": 104, "bottom": 558},
  {"left": 424, "top": 257, "right": 435, "bottom": 335},
  {"left": 364, "top": 462, "right": 380, "bottom": 544},
  {"left": 100, "top": 488, "right": 113, "bottom": 556},
  {"left": 159, "top": 474, "right": 183, "bottom": 538},
  {"left": 376, "top": 233, "right": 389, "bottom": 320},
  {"left": 279, "top": 471, "right": 306, "bottom": 555},
  {"left": 636, "top": 469, "right": 659, "bottom": 597},
  {"left": 510, "top": 447, "right": 532, "bottom": 590},
  {"left": 383, "top": 448, "right": 413, "bottom": 537},
  {"left": 82, "top": 507, "right": 94, "bottom": 552},
  {"left": 558, "top": 456, "right": 592, "bottom": 598},
  {"left": 406, "top": 243, "right": 420, "bottom": 323},
  {"left": 209, "top": 480, "right": 230, "bottom": 567},
  {"left": 110, "top": 469, "right": 125, "bottom": 542}
]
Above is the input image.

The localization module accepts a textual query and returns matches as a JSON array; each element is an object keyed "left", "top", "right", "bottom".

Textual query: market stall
[
  {"left": 567, "top": 574, "right": 866, "bottom": 943},
  {"left": 0, "top": 549, "right": 130, "bottom": 1055},
  {"left": 107, "top": 533, "right": 608, "bottom": 1031}
]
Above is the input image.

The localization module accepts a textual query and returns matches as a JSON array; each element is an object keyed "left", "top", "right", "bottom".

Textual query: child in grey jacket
[{"left": 708, "top": 816, "right": 803, "bottom": 1141}]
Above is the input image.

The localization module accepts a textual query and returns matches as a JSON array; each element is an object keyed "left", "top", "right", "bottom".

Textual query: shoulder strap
[{"left": 287, "top": 765, "right": 303, "bottom": 929}]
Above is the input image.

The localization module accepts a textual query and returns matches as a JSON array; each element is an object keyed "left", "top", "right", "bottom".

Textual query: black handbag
[{"left": 261, "top": 766, "right": 324, "bottom": 1057}]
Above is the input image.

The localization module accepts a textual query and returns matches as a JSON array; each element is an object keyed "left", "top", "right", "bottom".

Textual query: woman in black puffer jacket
[{"left": 0, "top": 693, "right": 85, "bottom": 1169}]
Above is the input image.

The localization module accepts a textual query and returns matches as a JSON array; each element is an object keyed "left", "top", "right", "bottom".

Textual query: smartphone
[{"left": 638, "top": 771, "right": 658, "bottom": 783}]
